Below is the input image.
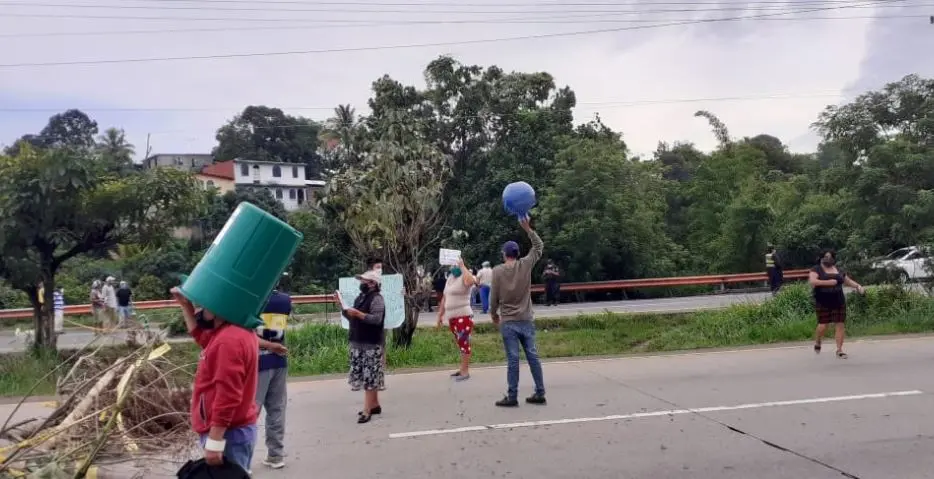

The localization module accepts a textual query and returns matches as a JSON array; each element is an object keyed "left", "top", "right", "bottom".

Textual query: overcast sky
[{"left": 0, "top": 0, "right": 931, "bottom": 160}]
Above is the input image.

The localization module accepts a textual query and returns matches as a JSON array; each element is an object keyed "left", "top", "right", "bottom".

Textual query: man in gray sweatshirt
[{"left": 490, "top": 217, "right": 546, "bottom": 407}]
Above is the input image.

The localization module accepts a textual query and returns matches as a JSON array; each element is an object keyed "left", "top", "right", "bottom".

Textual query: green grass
[{"left": 3, "top": 283, "right": 934, "bottom": 398}]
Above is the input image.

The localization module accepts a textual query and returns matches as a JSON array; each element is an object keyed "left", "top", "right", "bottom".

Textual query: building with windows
[
  {"left": 142, "top": 153, "right": 213, "bottom": 172},
  {"left": 229, "top": 159, "right": 310, "bottom": 211}
]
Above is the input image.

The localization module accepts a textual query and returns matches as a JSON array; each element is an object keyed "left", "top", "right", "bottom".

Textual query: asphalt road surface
[
  {"left": 0, "top": 293, "right": 772, "bottom": 353},
  {"left": 4, "top": 335, "right": 934, "bottom": 478}
]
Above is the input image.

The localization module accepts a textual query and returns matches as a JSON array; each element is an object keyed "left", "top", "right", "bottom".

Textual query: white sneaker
[{"left": 262, "top": 457, "right": 285, "bottom": 469}]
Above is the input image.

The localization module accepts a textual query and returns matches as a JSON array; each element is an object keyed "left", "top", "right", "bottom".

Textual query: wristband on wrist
[{"left": 204, "top": 438, "right": 226, "bottom": 452}]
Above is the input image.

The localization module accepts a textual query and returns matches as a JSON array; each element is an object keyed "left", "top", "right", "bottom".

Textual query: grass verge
[{"left": 3, "top": 284, "right": 934, "bottom": 398}]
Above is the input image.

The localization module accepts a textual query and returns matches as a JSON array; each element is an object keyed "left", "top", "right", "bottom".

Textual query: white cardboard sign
[{"left": 439, "top": 248, "right": 462, "bottom": 266}]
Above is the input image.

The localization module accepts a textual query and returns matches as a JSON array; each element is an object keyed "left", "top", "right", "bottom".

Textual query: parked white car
[{"left": 872, "top": 246, "right": 933, "bottom": 280}]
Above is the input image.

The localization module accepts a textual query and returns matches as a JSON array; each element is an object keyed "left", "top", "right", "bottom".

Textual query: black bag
[{"left": 177, "top": 458, "right": 250, "bottom": 479}]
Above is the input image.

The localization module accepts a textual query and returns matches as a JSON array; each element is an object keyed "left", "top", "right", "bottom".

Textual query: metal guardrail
[{"left": 0, "top": 269, "right": 810, "bottom": 321}]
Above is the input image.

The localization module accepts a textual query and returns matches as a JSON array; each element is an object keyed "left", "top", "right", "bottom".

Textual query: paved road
[
  {"left": 0, "top": 293, "right": 772, "bottom": 353},
  {"left": 5, "top": 335, "right": 934, "bottom": 478}
]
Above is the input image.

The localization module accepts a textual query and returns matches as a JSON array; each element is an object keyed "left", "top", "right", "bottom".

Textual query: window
[
  {"left": 206, "top": 180, "right": 215, "bottom": 188},
  {"left": 273, "top": 165, "right": 282, "bottom": 177},
  {"left": 297, "top": 188, "right": 305, "bottom": 205},
  {"left": 292, "top": 166, "right": 299, "bottom": 178},
  {"left": 240, "top": 164, "right": 249, "bottom": 176},
  {"left": 289, "top": 189, "right": 296, "bottom": 200},
  {"left": 275, "top": 189, "right": 283, "bottom": 199}
]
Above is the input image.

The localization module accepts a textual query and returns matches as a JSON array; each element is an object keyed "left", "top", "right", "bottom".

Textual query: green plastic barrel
[{"left": 178, "top": 202, "right": 303, "bottom": 329}]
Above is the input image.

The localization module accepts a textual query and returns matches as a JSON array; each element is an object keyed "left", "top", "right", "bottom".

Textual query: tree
[
  {"left": 539, "top": 137, "right": 679, "bottom": 282},
  {"left": 4, "top": 109, "right": 99, "bottom": 156},
  {"left": 213, "top": 105, "right": 324, "bottom": 179},
  {"left": 322, "top": 112, "right": 451, "bottom": 346},
  {"left": 814, "top": 74, "right": 934, "bottom": 163},
  {"left": 38, "top": 109, "right": 100, "bottom": 150},
  {"left": 319, "top": 104, "right": 368, "bottom": 173},
  {"left": 0, "top": 144, "right": 203, "bottom": 351},
  {"left": 288, "top": 209, "right": 355, "bottom": 293},
  {"left": 96, "top": 127, "right": 136, "bottom": 173},
  {"left": 695, "top": 110, "right": 732, "bottom": 149},
  {"left": 199, "top": 188, "right": 288, "bottom": 243}
]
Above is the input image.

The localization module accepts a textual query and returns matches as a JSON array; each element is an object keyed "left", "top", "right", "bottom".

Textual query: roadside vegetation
[{"left": 3, "top": 284, "right": 933, "bottom": 398}]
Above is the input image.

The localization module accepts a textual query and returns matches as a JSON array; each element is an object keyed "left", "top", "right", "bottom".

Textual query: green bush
[
  {"left": 0, "top": 282, "right": 29, "bottom": 309},
  {"left": 134, "top": 274, "right": 166, "bottom": 301}
]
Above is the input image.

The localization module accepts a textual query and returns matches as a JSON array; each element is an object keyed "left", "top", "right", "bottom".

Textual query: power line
[
  {"left": 0, "top": 0, "right": 908, "bottom": 69},
  {"left": 0, "top": 14, "right": 925, "bottom": 39},
  {"left": 0, "top": 92, "right": 845, "bottom": 114},
  {"left": 1, "top": 1, "right": 924, "bottom": 18},
  {"left": 18, "top": 0, "right": 918, "bottom": 6}
]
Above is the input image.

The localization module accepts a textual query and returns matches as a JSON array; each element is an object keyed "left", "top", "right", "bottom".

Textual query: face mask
[
  {"left": 195, "top": 310, "right": 215, "bottom": 330},
  {"left": 450, "top": 267, "right": 462, "bottom": 278},
  {"left": 821, "top": 257, "right": 836, "bottom": 266},
  {"left": 359, "top": 283, "right": 370, "bottom": 293}
]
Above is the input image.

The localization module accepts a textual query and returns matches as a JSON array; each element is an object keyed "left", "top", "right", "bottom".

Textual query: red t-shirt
[{"left": 190, "top": 323, "right": 259, "bottom": 435}]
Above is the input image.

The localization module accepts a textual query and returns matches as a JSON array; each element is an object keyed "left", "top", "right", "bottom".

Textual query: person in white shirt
[
  {"left": 476, "top": 261, "right": 494, "bottom": 314},
  {"left": 101, "top": 276, "right": 118, "bottom": 329}
]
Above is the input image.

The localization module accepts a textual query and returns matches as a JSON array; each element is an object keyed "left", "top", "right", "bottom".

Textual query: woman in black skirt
[{"left": 809, "top": 250, "right": 865, "bottom": 359}]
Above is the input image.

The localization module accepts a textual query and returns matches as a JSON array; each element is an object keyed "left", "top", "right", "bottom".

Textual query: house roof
[
  {"left": 233, "top": 158, "right": 307, "bottom": 168},
  {"left": 197, "top": 171, "right": 235, "bottom": 181},
  {"left": 199, "top": 160, "right": 234, "bottom": 180}
]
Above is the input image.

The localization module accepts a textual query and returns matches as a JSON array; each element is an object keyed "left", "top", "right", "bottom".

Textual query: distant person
[
  {"left": 101, "top": 276, "right": 118, "bottom": 329},
  {"left": 342, "top": 269, "right": 386, "bottom": 424},
  {"left": 170, "top": 287, "right": 260, "bottom": 474},
  {"left": 53, "top": 287, "right": 65, "bottom": 335},
  {"left": 437, "top": 257, "right": 477, "bottom": 381},
  {"left": 116, "top": 281, "right": 133, "bottom": 326},
  {"left": 255, "top": 276, "right": 291, "bottom": 470},
  {"left": 809, "top": 250, "right": 865, "bottom": 359},
  {"left": 490, "top": 217, "right": 546, "bottom": 408},
  {"left": 766, "top": 245, "right": 784, "bottom": 296},
  {"left": 476, "top": 261, "right": 494, "bottom": 314},
  {"left": 417, "top": 266, "right": 433, "bottom": 312},
  {"left": 543, "top": 260, "right": 561, "bottom": 306},
  {"left": 89, "top": 280, "right": 105, "bottom": 332}
]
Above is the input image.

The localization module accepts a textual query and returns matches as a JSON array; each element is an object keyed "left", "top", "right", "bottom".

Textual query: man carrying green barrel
[{"left": 171, "top": 287, "right": 260, "bottom": 475}]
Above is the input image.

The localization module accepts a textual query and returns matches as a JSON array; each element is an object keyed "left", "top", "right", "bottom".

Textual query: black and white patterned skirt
[{"left": 348, "top": 346, "right": 385, "bottom": 392}]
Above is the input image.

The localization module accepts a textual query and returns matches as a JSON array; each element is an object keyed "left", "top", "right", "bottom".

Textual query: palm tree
[
  {"left": 96, "top": 128, "right": 135, "bottom": 172},
  {"left": 319, "top": 105, "right": 366, "bottom": 170}
]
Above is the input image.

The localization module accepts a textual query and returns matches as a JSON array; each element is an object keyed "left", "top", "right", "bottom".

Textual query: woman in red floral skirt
[{"left": 437, "top": 257, "right": 477, "bottom": 381}]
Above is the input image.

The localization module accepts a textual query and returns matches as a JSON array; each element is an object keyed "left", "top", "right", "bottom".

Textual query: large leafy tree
[
  {"left": 539, "top": 135, "right": 679, "bottom": 282},
  {"left": 214, "top": 105, "right": 324, "bottom": 179},
  {"left": 322, "top": 111, "right": 451, "bottom": 346},
  {"left": 0, "top": 144, "right": 203, "bottom": 351}
]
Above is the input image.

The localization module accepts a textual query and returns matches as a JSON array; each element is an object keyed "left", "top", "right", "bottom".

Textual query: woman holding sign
[
  {"left": 437, "top": 257, "right": 477, "bottom": 381},
  {"left": 340, "top": 269, "right": 386, "bottom": 424}
]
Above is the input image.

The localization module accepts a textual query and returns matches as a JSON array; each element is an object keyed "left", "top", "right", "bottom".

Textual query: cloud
[{"left": 0, "top": 1, "right": 923, "bottom": 160}]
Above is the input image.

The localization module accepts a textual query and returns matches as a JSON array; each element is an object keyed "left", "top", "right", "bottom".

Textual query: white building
[{"left": 233, "top": 159, "right": 311, "bottom": 211}]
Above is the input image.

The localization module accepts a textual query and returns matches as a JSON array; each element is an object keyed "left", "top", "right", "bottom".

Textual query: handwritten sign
[
  {"left": 439, "top": 248, "right": 462, "bottom": 266},
  {"left": 339, "top": 273, "right": 405, "bottom": 330}
]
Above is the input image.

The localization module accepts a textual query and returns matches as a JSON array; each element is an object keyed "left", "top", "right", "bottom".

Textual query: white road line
[{"left": 388, "top": 390, "right": 924, "bottom": 439}]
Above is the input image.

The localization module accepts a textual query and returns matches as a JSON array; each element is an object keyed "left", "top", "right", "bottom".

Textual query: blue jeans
[
  {"left": 501, "top": 320, "right": 545, "bottom": 400},
  {"left": 480, "top": 285, "right": 491, "bottom": 314},
  {"left": 199, "top": 425, "right": 256, "bottom": 473}
]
